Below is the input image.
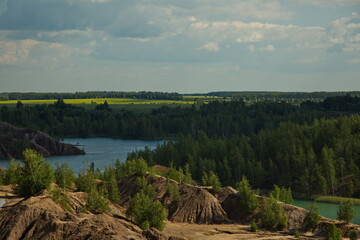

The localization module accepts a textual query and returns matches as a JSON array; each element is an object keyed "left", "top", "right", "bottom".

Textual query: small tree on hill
[
  {"left": 337, "top": 200, "right": 356, "bottom": 223},
  {"left": 324, "top": 224, "right": 342, "bottom": 240},
  {"left": 260, "top": 197, "right": 288, "bottom": 229},
  {"left": 236, "top": 176, "right": 259, "bottom": 216},
  {"left": 16, "top": 149, "right": 54, "bottom": 197},
  {"left": 202, "top": 171, "right": 221, "bottom": 192},
  {"left": 269, "top": 185, "right": 293, "bottom": 204},
  {"left": 304, "top": 203, "right": 321, "bottom": 231},
  {"left": 55, "top": 163, "right": 75, "bottom": 190}
]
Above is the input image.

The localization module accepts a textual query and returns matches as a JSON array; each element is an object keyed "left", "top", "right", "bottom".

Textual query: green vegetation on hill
[{"left": 131, "top": 115, "right": 360, "bottom": 198}]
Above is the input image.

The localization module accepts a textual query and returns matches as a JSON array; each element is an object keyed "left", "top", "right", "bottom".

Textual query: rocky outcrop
[
  {"left": 0, "top": 186, "right": 171, "bottom": 240},
  {"left": 118, "top": 173, "right": 229, "bottom": 224},
  {"left": 0, "top": 121, "right": 84, "bottom": 159}
]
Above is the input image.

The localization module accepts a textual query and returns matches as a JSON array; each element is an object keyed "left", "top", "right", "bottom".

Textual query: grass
[{"left": 315, "top": 196, "right": 360, "bottom": 206}]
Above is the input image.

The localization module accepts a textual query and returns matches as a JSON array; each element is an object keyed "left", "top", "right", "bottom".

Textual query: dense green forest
[
  {"left": 129, "top": 115, "right": 360, "bottom": 198},
  {"left": 1, "top": 95, "right": 360, "bottom": 198},
  {"left": 5, "top": 91, "right": 182, "bottom": 101},
  {"left": 0, "top": 99, "right": 321, "bottom": 138}
]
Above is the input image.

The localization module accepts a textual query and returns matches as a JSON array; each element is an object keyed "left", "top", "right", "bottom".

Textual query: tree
[
  {"left": 54, "top": 163, "right": 75, "bottom": 190},
  {"left": 202, "top": 171, "right": 221, "bottom": 192},
  {"left": 260, "top": 197, "right": 288, "bottom": 229},
  {"left": 269, "top": 185, "right": 293, "bottom": 204},
  {"left": 86, "top": 189, "right": 111, "bottom": 214},
  {"left": 126, "top": 192, "right": 167, "bottom": 230},
  {"left": 304, "top": 203, "right": 321, "bottom": 231},
  {"left": 101, "top": 166, "right": 120, "bottom": 203},
  {"left": 16, "top": 149, "right": 54, "bottom": 197},
  {"left": 337, "top": 200, "right": 356, "bottom": 223},
  {"left": 324, "top": 224, "right": 342, "bottom": 240},
  {"left": 236, "top": 176, "right": 259, "bottom": 216},
  {"left": 4, "top": 159, "right": 21, "bottom": 185}
]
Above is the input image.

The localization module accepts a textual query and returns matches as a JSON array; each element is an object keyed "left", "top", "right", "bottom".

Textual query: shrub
[
  {"left": 76, "top": 167, "right": 96, "bottom": 193},
  {"left": 337, "top": 200, "right": 356, "bottom": 223},
  {"left": 294, "top": 230, "right": 300, "bottom": 238},
  {"left": 54, "top": 163, "right": 75, "bottom": 189},
  {"left": 4, "top": 158, "right": 20, "bottom": 185},
  {"left": 167, "top": 182, "right": 180, "bottom": 202},
  {"left": 202, "top": 171, "right": 221, "bottom": 193},
  {"left": 349, "top": 230, "right": 358, "bottom": 240},
  {"left": 236, "top": 176, "right": 259, "bottom": 216},
  {"left": 86, "top": 189, "right": 111, "bottom": 214},
  {"left": 50, "top": 188, "right": 73, "bottom": 213},
  {"left": 260, "top": 197, "right": 288, "bottom": 230},
  {"left": 126, "top": 192, "right": 166, "bottom": 230},
  {"left": 16, "top": 149, "right": 54, "bottom": 197},
  {"left": 269, "top": 185, "right": 293, "bottom": 204},
  {"left": 101, "top": 166, "right": 120, "bottom": 203},
  {"left": 250, "top": 221, "right": 258, "bottom": 232},
  {"left": 324, "top": 224, "right": 342, "bottom": 240},
  {"left": 304, "top": 203, "right": 321, "bottom": 231}
]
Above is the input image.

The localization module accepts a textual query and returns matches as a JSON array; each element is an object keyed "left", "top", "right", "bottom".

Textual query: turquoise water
[
  {"left": 0, "top": 138, "right": 166, "bottom": 174},
  {"left": 293, "top": 199, "right": 360, "bottom": 225}
]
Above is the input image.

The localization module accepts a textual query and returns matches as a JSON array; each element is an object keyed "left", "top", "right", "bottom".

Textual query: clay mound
[
  {"left": 0, "top": 121, "right": 84, "bottom": 159},
  {"left": 0, "top": 188, "right": 167, "bottom": 240},
  {"left": 118, "top": 173, "right": 229, "bottom": 224}
]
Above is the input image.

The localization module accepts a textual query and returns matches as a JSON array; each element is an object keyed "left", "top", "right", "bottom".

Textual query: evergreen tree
[
  {"left": 337, "top": 200, "right": 356, "bottom": 223},
  {"left": 236, "top": 176, "right": 259, "bottom": 216},
  {"left": 16, "top": 149, "right": 54, "bottom": 197},
  {"left": 54, "top": 163, "right": 75, "bottom": 190}
]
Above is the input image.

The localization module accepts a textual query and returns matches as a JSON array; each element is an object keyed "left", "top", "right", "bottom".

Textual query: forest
[{"left": 0, "top": 95, "right": 360, "bottom": 198}]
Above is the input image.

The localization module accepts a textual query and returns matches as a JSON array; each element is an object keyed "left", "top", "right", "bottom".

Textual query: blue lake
[
  {"left": 293, "top": 199, "right": 360, "bottom": 225},
  {"left": 0, "top": 138, "right": 166, "bottom": 174}
]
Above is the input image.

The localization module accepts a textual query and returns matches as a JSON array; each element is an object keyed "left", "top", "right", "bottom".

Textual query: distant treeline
[
  {"left": 1, "top": 96, "right": 360, "bottom": 139},
  {"left": 129, "top": 115, "right": 360, "bottom": 198},
  {"left": 0, "top": 99, "right": 322, "bottom": 139},
  {"left": 5, "top": 91, "right": 182, "bottom": 101},
  {"left": 193, "top": 91, "right": 360, "bottom": 102}
]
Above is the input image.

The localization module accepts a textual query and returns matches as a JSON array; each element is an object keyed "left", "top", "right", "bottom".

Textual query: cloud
[
  {"left": 294, "top": 0, "right": 360, "bottom": 7},
  {"left": 348, "top": 58, "right": 360, "bottom": 63},
  {"left": 197, "top": 42, "right": 220, "bottom": 52}
]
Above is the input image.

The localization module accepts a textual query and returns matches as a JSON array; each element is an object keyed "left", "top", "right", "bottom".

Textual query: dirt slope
[
  {"left": 0, "top": 121, "right": 84, "bottom": 159},
  {"left": 0, "top": 186, "right": 167, "bottom": 240},
  {"left": 118, "top": 173, "right": 229, "bottom": 224}
]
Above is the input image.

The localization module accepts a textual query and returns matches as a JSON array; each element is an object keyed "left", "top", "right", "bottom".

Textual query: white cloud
[
  {"left": 197, "top": 42, "right": 220, "bottom": 52},
  {"left": 328, "top": 14, "right": 360, "bottom": 51},
  {"left": 262, "top": 45, "right": 276, "bottom": 51},
  {"left": 348, "top": 58, "right": 360, "bottom": 64},
  {"left": 295, "top": 0, "right": 360, "bottom": 7},
  {"left": 236, "top": 32, "right": 264, "bottom": 43}
]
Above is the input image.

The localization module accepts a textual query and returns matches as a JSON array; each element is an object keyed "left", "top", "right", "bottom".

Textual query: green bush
[
  {"left": 260, "top": 197, "right": 288, "bottom": 230},
  {"left": 86, "top": 189, "right": 111, "bottom": 214},
  {"left": 250, "top": 221, "right": 258, "bottom": 232},
  {"left": 135, "top": 176, "right": 155, "bottom": 198},
  {"left": 304, "top": 203, "right": 321, "bottom": 231},
  {"left": 50, "top": 188, "right": 73, "bottom": 213},
  {"left": 16, "top": 149, "right": 54, "bottom": 197},
  {"left": 202, "top": 171, "right": 221, "bottom": 193},
  {"left": 126, "top": 192, "right": 166, "bottom": 230},
  {"left": 269, "top": 185, "right": 293, "bottom": 204},
  {"left": 294, "top": 230, "right": 300, "bottom": 238},
  {"left": 167, "top": 182, "right": 180, "bottom": 202},
  {"left": 236, "top": 176, "right": 258, "bottom": 216},
  {"left": 349, "top": 230, "right": 358, "bottom": 240},
  {"left": 76, "top": 167, "right": 96, "bottom": 193},
  {"left": 4, "top": 158, "right": 20, "bottom": 185},
  {"left": 337, "top": 200, "right": 356, "bottom": 223},
  {"left": 324, "top": 224, "right": 342, "bottom": 240},
  {"left": 101, "top": 167, "right": 120, "bottom": 203},
  {"left": 54, "top": 163, "right": 75, "bottom": 189}
]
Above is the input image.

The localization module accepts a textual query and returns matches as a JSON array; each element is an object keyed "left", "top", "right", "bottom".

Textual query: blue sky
[{"left": 0, "top": 0, "right": 359, "bottom": 93}]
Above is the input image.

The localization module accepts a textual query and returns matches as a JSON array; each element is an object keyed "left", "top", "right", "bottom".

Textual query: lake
[
  {"left": 293, "top": 199, "right": 360, "bottom": 224},
  {"left": 0, "top": 138, "right": 166, "bottom": 175}
]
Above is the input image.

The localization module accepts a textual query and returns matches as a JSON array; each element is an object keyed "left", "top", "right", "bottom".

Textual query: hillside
[{"left": 0, "top": 121, "right": 84, "bottom": 159}]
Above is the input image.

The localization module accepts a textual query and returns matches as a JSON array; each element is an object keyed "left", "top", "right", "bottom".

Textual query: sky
[{"left": 0, "top": 0, "right": 359, "bottom": 93}]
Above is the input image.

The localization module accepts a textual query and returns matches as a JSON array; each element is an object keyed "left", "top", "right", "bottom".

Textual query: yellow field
[{"left": 0, "top": 98, "right": 196, "bottom": 105}]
